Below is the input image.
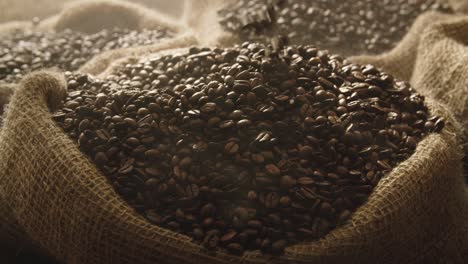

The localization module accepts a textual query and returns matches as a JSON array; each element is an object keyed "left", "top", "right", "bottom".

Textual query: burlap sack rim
[
  {"left": 79, "top": 33, "right": 198, "bottom": 77},
  {"left": 93, "top": 46, "right": 194, "bottom": 80},
  {"left": 1, "top": 68, "right": 464, "bottom": 263},
  {"left": 1, "top": 0, "right": 187, "bottom": 35},
  {"left": 40, "top": 0, "right": 186, "bottom": 34}
]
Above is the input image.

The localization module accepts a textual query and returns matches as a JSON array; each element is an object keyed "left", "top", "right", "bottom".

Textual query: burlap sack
[
  {"left": 0, "top": 0, "right": 186, "bottom": 24},
  {"left": 0, "top": 0, "right": 187, "bottom": 45},
  {"left": 0, "top": 83, "right": 21, "bottom": 246},
  {"left": 0, "top": 0, "right": 197, "bottom": 252},
  {"left": 0, "top": 0, "right": 190, "bottom": 79},
  {"left": 37, "top": 0, "right": 184, "bottom": 33},
  {"left": 0, "top": 72, "right": 465, "bottom": 264},
  {"left": 0, "top": 9, "right": 468, "bottom": 264}
]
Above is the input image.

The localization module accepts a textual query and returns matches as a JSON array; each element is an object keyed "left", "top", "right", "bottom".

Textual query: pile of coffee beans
[
  {"left": 53, "top": 42, "right": 444, "bottom": 255},
  {"left": 0, "top": 27, "right": 172, "bottom": 83},
  {"left": 218, "top": 0, "right": 452, "bottom": 55}
]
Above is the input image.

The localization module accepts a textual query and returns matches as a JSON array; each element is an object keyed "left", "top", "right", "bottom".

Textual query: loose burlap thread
[{"left": 0, "top": 1, "right": 467, "bottom": 264}]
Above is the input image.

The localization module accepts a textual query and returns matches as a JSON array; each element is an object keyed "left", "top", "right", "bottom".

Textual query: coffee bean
[
  {"left": 145, "top": 178, "right": 159, "bottom": 189},
  {"left": 271, "top": 240, "right": 287, "bottom": 255},
  {"left": 297, "top": 177, "right": 314, "bottom": 185},
  {"left": 201, "top": 203, "right": 216, "bottom": 218},
  {"left": 265, "top": 192, "right": 280, "bottom": 208},
  {"left": 94, "top": 152, "right": 108, "bottom": 165},
  {"left": 299, "top": 145, "right": 314, "bottom": 158},
  {"left": 54, "top": 43, "right": 443, "bottom": 256},
  {"left": 237, "top": 119, "right": 252, "bottom": 128},
  {"left": 0, "top": 28, "right": 172, "bottom": 83},
  {"left": 280, "top": 175, "right": 296, "bottom": 188},
  {"left": 219, "top": 120, "right": 235, "bottom": 129},
  {"left": 218, "top": 0, "right": 451, "bottom": 56},
  {"left": 279, "top": 196, "right": 291, "bottom": 207},
  {"left": 221, "top": 230, "right": 237, "bottom": 243},
  {"left": 203, "top": 230, "right": 220, "bottom": 249},
  {"left": 201, "top": 102, "right": 217, "bottom": 113},
  {"left": 224, "top": 142, "right": 240, "bottom": 155},
  {"left": 226, "top": 243, "right": 243, "bottom": 255},
  {"left": 145, "top": 149, "right": 160, "bottom": 160},
  {"left": 265, "top": 164, "right": 281, "bottom": 176}
]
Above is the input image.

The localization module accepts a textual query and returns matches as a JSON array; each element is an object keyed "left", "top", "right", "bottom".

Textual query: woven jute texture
[
  {"left": 0, "top": 82, "right": 23, "bottom": 246},
  {"left": 0, "top": 13, "right": 467, "bottom": 264}
]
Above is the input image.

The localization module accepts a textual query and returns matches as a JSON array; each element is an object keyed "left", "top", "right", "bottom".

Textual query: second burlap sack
[{"left": 0, "top": 8, "right": 467, "bottom": 264}]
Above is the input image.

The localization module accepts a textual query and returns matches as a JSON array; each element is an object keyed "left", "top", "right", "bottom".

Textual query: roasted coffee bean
[
  {"left": 224, "top": 142, "right": 240, "bottom": 155},
  {"left": 218, "top": 0, "right": 452, "bottom": 56},
  {"left": 265, "top": 164, "right": 281, "bottom": 177},
  {"left": 54, "top": 43, "right": 443, "bottom": 256},
  {"left": 0, "top": 28, "right": 172, "bottom": 83}
]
